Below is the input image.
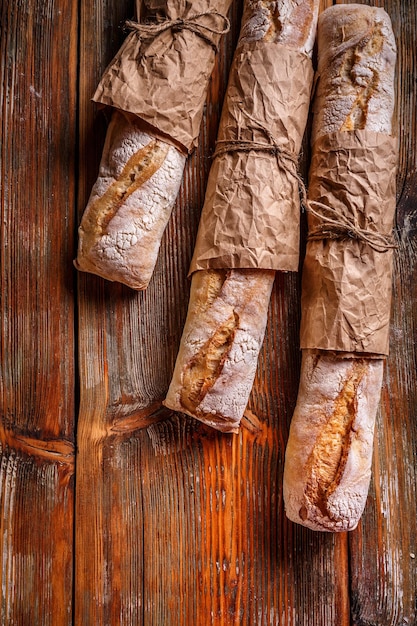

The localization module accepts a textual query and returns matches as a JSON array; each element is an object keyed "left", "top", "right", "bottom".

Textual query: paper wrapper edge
[
  {"left": 92, "top": 0, "right": 233, "bottom": 153},
  {"left": 300, "top": 131, "right": 397, "bottom": 356},
  {"left": 189, "top": 44, "right": 314, "bottom": 275}
]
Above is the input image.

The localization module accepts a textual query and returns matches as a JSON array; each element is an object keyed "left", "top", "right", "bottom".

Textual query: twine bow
[
  {"left": 125, "top": 10, "right": 230, "bottom": 52},
  {"left": 306, "top": 200, "right": 397, "bottom": 252}
]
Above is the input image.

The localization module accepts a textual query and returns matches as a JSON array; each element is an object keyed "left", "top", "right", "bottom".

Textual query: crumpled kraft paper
[
  {"left": 92, "top": 0, "right": 232, "bottom": 153},
  {"left": 300, "top": 130, "right": 397, "bottom": 356},
  {"left": 189, "top": 43, "right": 314, "bottom": 274}
]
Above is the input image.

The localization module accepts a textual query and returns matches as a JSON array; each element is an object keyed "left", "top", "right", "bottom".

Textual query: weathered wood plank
[
  {"left": 75, "top": 1, "right": 154, "bottom": 623},
  {"left": 0, "top": 0, "right": 77, "bottom": 623},
  {"left": 338, "top": 1, "right": 417, "bottom": 624}
]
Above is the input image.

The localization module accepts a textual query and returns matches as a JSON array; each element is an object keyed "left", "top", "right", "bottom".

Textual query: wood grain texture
[
  {"left": 0, "top": 0, "right": 77, "bottom": 623},
  {"left": 1, "top": 0, "right": 416, "bottom": 622},
  {"left": 338, "top": 1, "right": 417, "bottom": 624}
]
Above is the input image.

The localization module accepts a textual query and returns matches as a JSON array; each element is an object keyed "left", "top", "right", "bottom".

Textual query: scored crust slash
[
  {"left": 75, "top": 139, "right": 169, "bottom": 257},
  {"left": 180, "top": 310, "right": 239, "bottom": 418},
  {"left": 299, "top": 360, "right": 367, "bottom": 522}
]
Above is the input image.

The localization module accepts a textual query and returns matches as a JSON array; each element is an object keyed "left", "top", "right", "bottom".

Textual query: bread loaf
[
  {"left": 239, "top": 0, "right": 317, "bottom": 53},
  {"left": 75, "top": 110, "right": 186, "bottom": 290},
  {"left": 283, "top": 4, "right": 396, "bottom": 532},
  {"left": 165, "top": 269, "right": 275, "bottom": 433},
  {"left": 311, "top": 4, "right": 396, "bottom": 138},
  {"left": 75, "top": 0, "right": 233, "bottom": 289},
  {"left": 163, "top": 0, "right": 319, "bottom": 433}
]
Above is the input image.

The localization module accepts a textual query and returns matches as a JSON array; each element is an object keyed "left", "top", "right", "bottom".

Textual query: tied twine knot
[
  {"left": 212, "top": 111, "right": 396, "bottom": 254},
  {"left": 125, "top": 10, "right": 230, "bottom": 52},
  {"left": 306, "top": 201, "right": 397, "bottom": 252}
]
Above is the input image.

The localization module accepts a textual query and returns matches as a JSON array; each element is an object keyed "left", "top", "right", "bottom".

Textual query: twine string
[
  {"left": 212, "top": 110, "right": 307, "bottom": 202},
  {"left": 306, "top": 200, "right": 397, "bottom": 252},
  {"left": 125, "top": 10, "right": 230, "bottom": 51},
  {"left": 212, "top": 112, "right": 395, "bottom": 253}
]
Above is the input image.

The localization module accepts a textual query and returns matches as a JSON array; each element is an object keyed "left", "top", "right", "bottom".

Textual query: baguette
[
  {"left": 165, "top": 268, "right": 275, "bottom": 433},
  {"left": 164, "top": 0, "right": 319, "bottom": 433},
  {"left": 75, "top": 110, "right": 186, "bottom": 290},
  {"left": 75, "top": 1, "right": 232, "bottom": 290},
  {"left": 283, "top": 4, "right": 396, "bottom": 532}
]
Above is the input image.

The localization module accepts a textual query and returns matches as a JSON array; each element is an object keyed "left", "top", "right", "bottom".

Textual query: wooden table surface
[{"left": 1, "top": 0, "right": 416, "bottom": 624}]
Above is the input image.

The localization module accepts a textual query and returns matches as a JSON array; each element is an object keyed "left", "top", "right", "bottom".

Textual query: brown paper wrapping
[
  {"left": 92, "top": 0, "right": 232, "bottom": 153},
  {"left": 300, "top": 130, "right": 397, "bottom": 356},
  {"left": 188, "top": 43, "right": 314, "bottom": 274}
]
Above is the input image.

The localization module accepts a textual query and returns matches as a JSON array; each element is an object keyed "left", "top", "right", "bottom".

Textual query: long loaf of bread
[
  {"left": 165, "top": 268, "right": 276, "bottom": 433},
  {"left": 163, "top": 0, "right": 319, "bottom": 434},
  {"left": 75, "top": 1, "right": 232, "bottom": 290},
  {"left": 74, "top": 111, "right": 186, "bottom": 289},
  {"left": 283, "top": 4, "right": 397, "bottom": 532}
]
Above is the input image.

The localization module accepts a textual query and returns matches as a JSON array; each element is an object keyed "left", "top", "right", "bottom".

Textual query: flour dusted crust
[
  {"left": 164, "top": 0, "right": 319, "bottom": 432},
  {"left": 312, "top": 4, "right": 396, "bottom": 137},
  {"left": 284, "top": 352, "right": 384, "bottom": 531},
  {"left": 164, "top": 270, "right": 275, "bottom": 433},
  {"left": 240, "top": 0, "right": 318, "bottom": 54},
  {"left": 283, "top": 4, "right": 396, "bottom": 531},
  {"left": 75, "top": 110, "right": 186, "bottom": 290}
]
